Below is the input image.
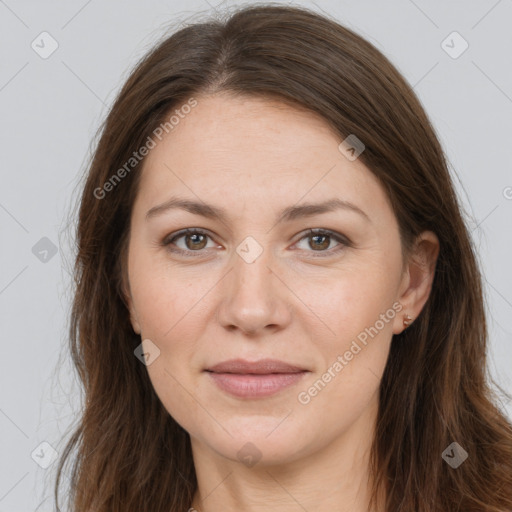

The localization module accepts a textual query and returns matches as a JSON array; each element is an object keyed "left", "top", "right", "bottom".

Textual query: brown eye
[
  {"left": 163, "top": 228, "right": 349, "bottom": 258},
  {"left": 163, "top": 229, "right": 214, "bottom": 254},
  {"left": 308, "top": 233, "right": 331, "bottom": 250},
  {"left": 294, "top": 229, "right": 350, "bottom": 256},
  {"left": 183, "top": 232, "right": 208, "bottom": 250}
]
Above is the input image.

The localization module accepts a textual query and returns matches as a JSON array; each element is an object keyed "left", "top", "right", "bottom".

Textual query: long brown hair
[{"left": 54, "top": 4, "right": 512, "bottom": 511}]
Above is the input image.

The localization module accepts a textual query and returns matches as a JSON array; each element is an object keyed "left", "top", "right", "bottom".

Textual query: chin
[{"left": 194, "top": 416, "right": 317, "bottom": 467}]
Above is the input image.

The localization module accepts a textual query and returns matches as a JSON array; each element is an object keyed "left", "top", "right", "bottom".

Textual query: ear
[
  {"left": 120, "top": 273, "right": 142, "bottom": 336},
  {"left": 392, "top": 230, "right": 440, "bottom": 335}
]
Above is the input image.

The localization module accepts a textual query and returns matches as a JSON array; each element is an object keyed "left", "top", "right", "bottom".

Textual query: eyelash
[{"left": 162, "top": 228, "right": 350, "bottom": 258}]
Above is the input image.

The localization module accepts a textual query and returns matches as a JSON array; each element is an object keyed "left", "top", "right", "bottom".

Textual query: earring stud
[{"left": 403, "top": 313, "right": 412, "bottom": 327}]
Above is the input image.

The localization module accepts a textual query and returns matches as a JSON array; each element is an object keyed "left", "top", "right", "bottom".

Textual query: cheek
[
  {"left": 296, "top": 312, "right": 393, "bottom": 441},
  {"left": 129, "top": 266, "right": 208, "bottom": 432},
  {"left": 128, "top": 247, "right": 206, "bottom": 339},
  {"left": 294, "top": 259, "right": 397, "bottom": 410},
  {"left": 294, "top": 257, "right": 398, "bottom": 340}
]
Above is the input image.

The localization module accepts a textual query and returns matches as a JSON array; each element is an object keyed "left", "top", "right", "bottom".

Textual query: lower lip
[{"left": 206, "top": 371, "right": 308, "bottom": 398}]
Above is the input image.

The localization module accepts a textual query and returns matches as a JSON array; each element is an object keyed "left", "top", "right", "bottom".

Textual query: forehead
[
  {"left": 135, "top": 93, "right": 391, "bottom": 221},
  {"left": 146, "top": 93, "right": 341, "bottom": 165}
]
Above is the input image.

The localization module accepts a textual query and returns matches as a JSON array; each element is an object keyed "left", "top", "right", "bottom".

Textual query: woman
[{"left": 54, "top": 4, "right": 512, "bottom": 511}]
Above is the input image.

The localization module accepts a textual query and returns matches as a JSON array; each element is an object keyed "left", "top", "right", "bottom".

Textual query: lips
[
  {"left": 205, "top": 358, "right": 307, "bottom": 374},
  {"left": 205, "top": 359, "right": 309, "bottom": 399}
]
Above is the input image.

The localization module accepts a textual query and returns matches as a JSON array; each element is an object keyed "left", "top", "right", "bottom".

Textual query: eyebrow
[{"left": 145, "top": 196, "right": 371, "bottom": 224}]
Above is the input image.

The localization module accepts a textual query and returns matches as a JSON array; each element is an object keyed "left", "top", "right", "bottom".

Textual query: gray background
[{"left": 1, "top": 0, "right": 511, "bottom": 510}]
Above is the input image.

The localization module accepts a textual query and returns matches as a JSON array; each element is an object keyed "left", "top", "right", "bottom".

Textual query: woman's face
[{"left": 125, "top": 93, "right": 420, "bottom": 466}]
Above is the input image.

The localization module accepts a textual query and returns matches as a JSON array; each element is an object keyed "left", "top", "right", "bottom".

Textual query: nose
[{"left": 215, "top": 247, "right": 292, "bottom": 337}]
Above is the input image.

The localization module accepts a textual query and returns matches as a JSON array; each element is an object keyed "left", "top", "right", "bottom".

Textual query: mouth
[
  {"left": 204, "top": 359, "right": 309, "bottom": 399},
  {"left": 206, "top": 358, "right": 307, "bottom": 374}
]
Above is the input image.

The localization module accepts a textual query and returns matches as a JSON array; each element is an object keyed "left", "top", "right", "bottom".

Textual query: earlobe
[
  {"left": 128, "top": 304, "right": 142, "bottom": 336},
  {"left": 121, "top": 278, "right": 142, "bottom": 335},
  {"left": 393, "top": 231, "right": 440, "bottom": 334}
]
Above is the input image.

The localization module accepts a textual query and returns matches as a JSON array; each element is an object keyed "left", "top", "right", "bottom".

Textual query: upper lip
[{"left": 206, "top": 358, "right": 307, "bottom": 374}]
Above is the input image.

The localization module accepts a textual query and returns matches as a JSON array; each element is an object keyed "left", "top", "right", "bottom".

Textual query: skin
[{"left": 124, "top": 93, "right": 439, "bottom": 512}]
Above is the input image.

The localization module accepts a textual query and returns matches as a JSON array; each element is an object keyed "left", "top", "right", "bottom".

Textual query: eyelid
[
  {"left": 295, "top": 228, "right": 350, "bottom": 255},
  {"left": 289, "top": 229, "right": 350, "bottom": 259},
  {"left": 162, "top": 227, "right": 350, "bottom": 257},
  {"left": 162, "top": 228, "right": 220, "bottom": 256}
]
